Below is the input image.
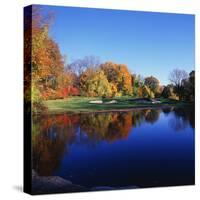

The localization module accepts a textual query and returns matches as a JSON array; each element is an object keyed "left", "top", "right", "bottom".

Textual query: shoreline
[
  {"left": 39, "top": 97, "right": 193, "bottom": 115},
  {"left": 32, "top": 170, "right": 139, "bottom": 194},
  {"left": 36, "top": 104, "right": 179, "bottom": 115}
]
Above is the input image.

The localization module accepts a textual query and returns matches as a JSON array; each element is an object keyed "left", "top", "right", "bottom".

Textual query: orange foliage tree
[
  {"left": 25, "top": 6, "right": 78, "bottom": 105},
  {"left": 100, "top": 62, "right": 133, "bottom": 96}
]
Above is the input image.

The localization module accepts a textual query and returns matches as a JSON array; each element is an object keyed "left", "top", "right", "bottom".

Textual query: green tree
[{"left": 132, "top": 74, "right": 144, "bottom": 97}]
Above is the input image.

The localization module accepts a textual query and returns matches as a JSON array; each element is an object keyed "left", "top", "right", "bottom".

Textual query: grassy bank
[{"left": 44, "top": 96, "right": 191, "bottom": 114}]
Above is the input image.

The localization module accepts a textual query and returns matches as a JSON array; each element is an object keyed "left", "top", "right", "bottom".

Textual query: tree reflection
[
  {"left": 162, "top": 107, "right": 173, "bottom": 115},
  {"left": 32, "top": 114, "right": 79, "bottom": 176},
  {"left": 169, "top": 106, "right": 194, "bottom": 131},
  {"left": 144, "top": 109, "right": 160, "bottom": 124},
  {"left": 32, "top": 111, "right": 147, "bottom": 176},
  {"left": 169, "top": 116, "right": 188, "bottom": 131},
  {"left": 80, "top": 112, "right": 133, "bottom": 143},
  {"left": 32, "top": 107, "right": 194, "bottom": 177},
  {"left": 175, "top": 106, "right": 194, "bottom": 129}
]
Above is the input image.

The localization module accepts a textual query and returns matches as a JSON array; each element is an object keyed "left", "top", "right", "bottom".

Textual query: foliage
[
  {"left": 24, "top": 6, "right": 80, "bottom": 112},
  {"left": 141, "top": 85, "right": 155, "bottom": 98},
  {"left": 132, "top": 74, "right": 146, "bottom": 97},
  {"left": 32, "top": 83, "right": 42, "bottom": 103},
  {"left": 24, "top": 7, "right": 195, "bottom": 114},
  {"left": 67, "top": 56, "right": 100, "bottom": 76},
  {"left": 169, "top": 69, "right": 188, "bottom": 100},
  {"left": 79, "top": 67, "right": 96, "bottom": 96},
  {"left": 161, "top": 84, "right": 175, "bottom": 99},
  {"left": 61, "top": 86, "right": 80, "bottom": 98},
  {"left": 80, "top": 69, "right": 112, "bottom": 97},
  {"left": 168, "top": 69, "right": 194, "bottom": 102},
  {"left": 100, "top": 62, "right": 133, "bottom": 95},
  {"left": 182, "top": 70, "right": 195, "bottom": 102},
  {"left": 144, "top": 76, "right": 160, "bottom": 97}
]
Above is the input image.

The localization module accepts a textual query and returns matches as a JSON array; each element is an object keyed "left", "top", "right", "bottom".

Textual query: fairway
[{"left": 44, "top": 96, "right": 189, "bottom": 114}]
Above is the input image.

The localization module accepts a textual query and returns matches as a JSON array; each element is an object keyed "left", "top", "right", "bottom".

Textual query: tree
[
  {"left": 182, "top": 70, "right": 195, "bottom": 102},
  {"left": 132, "top": 74, "right": 144, "bottom": 97},
  {"left": 118, "top": 64, "right": 133, "bottom": 95},
  {"left": 161, "top": 84, "right": 176, "bottom": 99},
  {"left": 189, "top": 70, "right": 195, "bottom": 101},
  {"left": 68, "top": 56, "right": 100, "bottom": 76},
  {"left": 110, "top": 83, "right": 118, "bottom": 97},
  {"left": 56, "top": 70, "right": 79, "bottom": 98},
  {"left": 169, "top": 69, "right": 188, "bottom": 100},
  {"left": 80, "top": 69, "right": 112, "bottom": 97},
  {"left": 144, "top": 76, "right": 160, "bottom": 97},
  {"left": 79, "top": 67, "right": 96, "bottom": 95},
  {"left": 142, "top": 85, "right": 154, "bottom": 98},
  {"left": 100, "top": 62, "right": 133, "bottom": 96},
  {"left": 25, "top": 6, "right": 68, "bottom": 101},
  {"left": 90, "top": 70, "right": 112, "bottom": 97},
  {"left": 24, "top": 6, "right": 55, "bottom": 111}
]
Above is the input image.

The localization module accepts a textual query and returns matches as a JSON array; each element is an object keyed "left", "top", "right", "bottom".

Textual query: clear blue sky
[{"left": 40, "top": 5, "right": 195, "bottom": 85}]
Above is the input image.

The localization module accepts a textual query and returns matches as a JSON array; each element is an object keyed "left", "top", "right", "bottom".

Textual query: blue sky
[{"left": 40, "top": 5, "right": 195, "bottom": 85}]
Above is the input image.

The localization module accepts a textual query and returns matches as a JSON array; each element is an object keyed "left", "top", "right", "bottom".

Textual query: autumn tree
[
  {"left": 100, "top": 62, "right": 133, "bottom": 96},
  {"left": 79, "top": 67, "right": 96, "bottom": 96},
  {"left": 69, "top": 56, "right": 101, "bottom": 96},
  {"left": 161, "top": 84, "right": 177, "bottom": 99},
  {"left": 25, "top": 6, "right": 68, "bottom": 102},
  {"left": 144, "top": 76, "right": 160, "bottom": 97},
  {"left": 142, "top": 85, "right": 155, "bottom": 98},
  {"left": 132, "top": 74, "right": 144, "bottom": 97},
  {"left": 80, "top": 69, "right": 112, "bottom": 97},
  {"left": 24, "top": 6, "right": 53, "bottom": 112},
  {"left": 56, "top": 69, "right": 79, "bottom": 98}
]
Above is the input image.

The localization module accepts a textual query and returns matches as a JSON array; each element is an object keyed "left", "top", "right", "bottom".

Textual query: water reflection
[
  {"left": 173, "top": 106, "right": 195, "bottom": 129},
  {"left": 32, "top": 114, "right": 79, "bottom": 175},
  {"left": 144, "top": 109, "right": 161, "bottom": 124},
  {"left": 32, "top": 106, "right": 194, "bottom": 187}
]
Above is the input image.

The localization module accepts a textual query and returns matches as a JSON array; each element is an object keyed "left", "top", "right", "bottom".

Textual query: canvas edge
[{"left": 23, "top": 4, "right": 33, "bottom": 195}]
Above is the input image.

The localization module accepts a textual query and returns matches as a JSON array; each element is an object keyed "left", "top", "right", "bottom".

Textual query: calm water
[{"left": 32, "top": 106, "right": 194, "bottom": 188}]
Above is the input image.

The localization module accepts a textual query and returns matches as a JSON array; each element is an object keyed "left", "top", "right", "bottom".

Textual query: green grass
[{"left": 44, "top": 96, "right": 192, "bottom": 114}]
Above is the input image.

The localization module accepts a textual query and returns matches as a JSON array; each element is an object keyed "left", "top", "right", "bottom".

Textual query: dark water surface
[{"left": 32, "top": 106, "right": 194, "bottom": 188}]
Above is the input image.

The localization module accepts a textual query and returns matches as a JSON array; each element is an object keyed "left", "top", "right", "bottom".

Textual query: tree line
[{"left": 24, "top": 7, "right": 195, "bottom": 112}]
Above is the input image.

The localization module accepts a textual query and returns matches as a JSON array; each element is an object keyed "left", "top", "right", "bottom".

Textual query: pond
[{"left": 32, "top": 106, "right": 194, "bottom": 189}]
